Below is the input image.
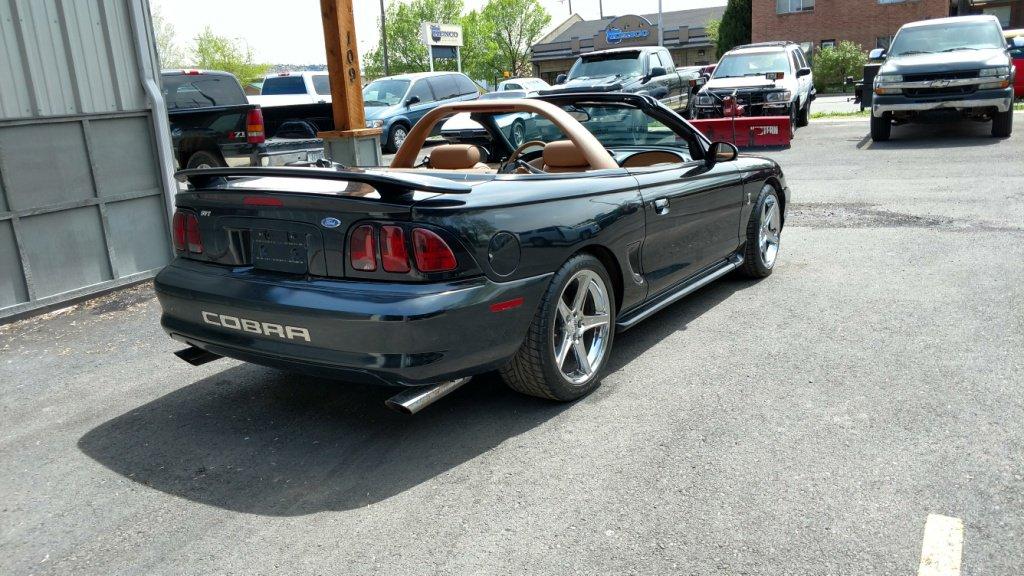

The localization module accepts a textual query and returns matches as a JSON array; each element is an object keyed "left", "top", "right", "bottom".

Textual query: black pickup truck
[
  {"left": 551, "top": 47, "right": 700, "bottom": 114},
  {"left": 162, "top": 70, "right": 326, "bottom": 169}
]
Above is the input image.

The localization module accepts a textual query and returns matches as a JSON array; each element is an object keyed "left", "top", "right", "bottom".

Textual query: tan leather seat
[
  {"left": 542, "top": 140, "right": 590, "bottom": 173},
  {"left": 428, "top": 144, "right": 491, "bottom": 172}
]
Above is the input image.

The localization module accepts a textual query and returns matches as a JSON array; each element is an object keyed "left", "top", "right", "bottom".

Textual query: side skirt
[{"left": 615, "top": 254, "right": 744, "bottom": 332}]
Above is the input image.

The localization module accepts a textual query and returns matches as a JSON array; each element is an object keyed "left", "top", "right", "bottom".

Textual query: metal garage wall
[{"left": 0, "top": 0, "right": 176, "bottom": 320}]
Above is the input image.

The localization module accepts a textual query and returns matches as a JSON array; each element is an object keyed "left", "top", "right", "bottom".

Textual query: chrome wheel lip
[
  {"left": 553, "top": 269, "right": 611, "bottom": 385},
  {"left": 758, "top": 189, "right": 781, "bottom": 269}
]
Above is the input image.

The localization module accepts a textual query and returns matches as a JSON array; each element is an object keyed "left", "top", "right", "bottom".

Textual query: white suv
[{"left": 694, "top": 42, "right": 815, "bottom": 128}]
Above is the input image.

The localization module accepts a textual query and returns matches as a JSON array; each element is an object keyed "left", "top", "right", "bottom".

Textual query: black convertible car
[{"left": 156, "top": 93, "right": 789, "bottom": 413}]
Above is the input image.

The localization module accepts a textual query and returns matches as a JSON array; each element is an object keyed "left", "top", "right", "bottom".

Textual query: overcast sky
[{"left": 152, "top": 0, "right": 726, "bottom": 65}]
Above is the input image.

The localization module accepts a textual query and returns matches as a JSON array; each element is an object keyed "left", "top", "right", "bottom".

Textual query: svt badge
[{"left": 321, "top": 217, "right": 341, "bottom": 229}]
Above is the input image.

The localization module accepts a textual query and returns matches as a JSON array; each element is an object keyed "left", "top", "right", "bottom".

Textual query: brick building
[{"left": 753, "top": 0, "right": 1024, "bottom": 55}]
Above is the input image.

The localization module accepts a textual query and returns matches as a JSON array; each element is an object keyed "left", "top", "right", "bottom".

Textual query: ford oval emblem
[{"left": 321, "top": 217, "right": 341, "bottom": 229}]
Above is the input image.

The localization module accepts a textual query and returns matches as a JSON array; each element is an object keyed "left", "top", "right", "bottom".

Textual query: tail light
[
  {"left": 380, "top": 226, "right": 410, "bottom": 272},
  {"left": 349, "top": 225, "right": 377, "bottom": 271},
  {"left": 246, "top": 108, "right": 265, "bottom": 144},
  {"left": 346, "top": 223, "right": 459, "bottom": 275},
  {"left": 412, "top": 228, "right": 457, "bottom": 272},
  {"left": 172, "top": 212, "right": 186, "bottom": 251},
  {"left": 172, "top": 211, "right": 203, "bottom": 254}
]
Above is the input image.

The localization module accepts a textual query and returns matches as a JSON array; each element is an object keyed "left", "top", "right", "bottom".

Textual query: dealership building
[
  {"left": 754, "top": 0, "right": 1023, "bottom": 54},
  {"left": 529, "top": 7, "right": 725, "bottom": 84}
]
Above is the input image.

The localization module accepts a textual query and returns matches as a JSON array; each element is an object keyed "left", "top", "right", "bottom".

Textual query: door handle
[{"left": 653, "top": 198, "right": 670, "bottom": 215}]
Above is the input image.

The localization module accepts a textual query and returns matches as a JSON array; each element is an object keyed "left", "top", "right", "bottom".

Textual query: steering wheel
[{"left": 501, "top": 140, "right": 548, "bottom": 173}]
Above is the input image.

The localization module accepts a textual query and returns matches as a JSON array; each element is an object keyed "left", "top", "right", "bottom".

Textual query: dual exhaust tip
[{"left": 174, "top": 346, "right": 469, "bottom": 414}]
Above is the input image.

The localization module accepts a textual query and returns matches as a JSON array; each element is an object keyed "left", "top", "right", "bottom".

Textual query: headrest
[
  {"left": 429, "top": 144, "right": 482, "bottom": 170},
  {"left": 542, "top": 140, "right": 588, "bottom": 168}
]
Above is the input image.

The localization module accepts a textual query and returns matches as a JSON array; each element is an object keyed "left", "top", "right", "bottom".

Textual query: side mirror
[
  {"left": 405, "top": 95, "right": 421, "bottom": 106},
  {"left": 648, "top": 66, "right": 667, "bottom": 80},
  {"left": 868, "top": 48, "right": 886, "bottom": 60},
  {"left": 555, "top": 73, "right": 567, "bottom": 84},
  {"left": 844, "top": 75, "right": 855, "bottom": 85},
  {"left": 706, "top": 141, "right": 738, "bottom": 168},
  {"left": 796, "top": 67, "right": 811, "bottom": 78}
]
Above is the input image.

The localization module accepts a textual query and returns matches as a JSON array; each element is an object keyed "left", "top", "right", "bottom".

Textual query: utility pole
[
  {"left": 379, "top": 0, "right": 389, "bottom": 76},
  {"left": 599, "top": 0, "right": 603, "bottom": 19},
  {"left": 657, "top": 0, "right": 663, "bottom": 46}
]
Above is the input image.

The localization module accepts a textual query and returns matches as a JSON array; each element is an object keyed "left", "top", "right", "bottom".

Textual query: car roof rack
[{"left": 732, "top": 41, "right": 797, "bottom": 50}]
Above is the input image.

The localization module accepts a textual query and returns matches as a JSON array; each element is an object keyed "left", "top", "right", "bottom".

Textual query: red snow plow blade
[{"left": 689, "top": 116, "right": 792, "bottom": 147}]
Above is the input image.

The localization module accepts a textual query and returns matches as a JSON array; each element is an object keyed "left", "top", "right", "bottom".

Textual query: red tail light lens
[
  {"left": 185, "top": 213, "right": 203, "bottom": 253},
  {"left": 380, "top": 226, "right": 410, "bottom": 273},
  {"left": 349, "top": 225, "right": 377, "bottom": 271},
  {"left": 172, "top": 212, "right": 186, "bottom": 251},
  {"left": 412, "top": 228, "right": 457, "bottom": 272},
  {"left": 246, "top": 108, "right": 265, "bottom": 144}
]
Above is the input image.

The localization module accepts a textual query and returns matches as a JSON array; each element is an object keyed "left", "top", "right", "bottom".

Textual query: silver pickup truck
[{"left": 870, "top": 15, "right": 1016, "bottom": 141}]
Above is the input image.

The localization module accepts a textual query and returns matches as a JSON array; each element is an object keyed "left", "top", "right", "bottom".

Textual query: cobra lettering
[{"left": 202, "top": 311, "right": 311, "bottom": 342}]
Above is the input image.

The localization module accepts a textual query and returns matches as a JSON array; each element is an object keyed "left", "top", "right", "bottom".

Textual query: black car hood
[{"left": 880, "top": 48, "right": 1010, "bottom": 75}]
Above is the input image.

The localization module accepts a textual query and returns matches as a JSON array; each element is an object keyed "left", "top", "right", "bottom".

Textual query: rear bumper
[
  {"left": 224, "top": 143, "right": 325, "bottom": 167},
  {"left": 154, "top": 259, "right": 551, "bottom": 386},
  {"left": 872, "top": 88, "right": 1014, "bottom": 116}
]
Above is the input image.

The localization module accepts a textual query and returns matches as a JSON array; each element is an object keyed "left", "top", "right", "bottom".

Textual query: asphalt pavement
[{"left": 2, "top": 115, "right": 1023, "bottom": 575}]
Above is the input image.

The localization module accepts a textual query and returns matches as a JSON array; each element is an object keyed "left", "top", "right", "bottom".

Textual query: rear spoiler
[{"left": 174, "top": 167, "right": 472, "bottom": 196}]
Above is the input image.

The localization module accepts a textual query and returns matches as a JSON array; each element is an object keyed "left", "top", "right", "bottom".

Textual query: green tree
[
  {"left": 480, "top": 0, "right": 550, "bottom": 78},
  {"left": 716, "top": 0, "right": 751, "bottom": 57},
  {"left": 705, "top": 18, "right": 721, "bottom": 57},
  {"left": 812, "top": 41, "right": 867, "bottom": 93},
  {"left": 363, "top": 0, "right": 465, "bottom": 79},
  {"left": 152, "top": 7, "right": 185, "bottom": 68},
  {"left": 189, "top": 27, "right": 269, "bottom": 85}
]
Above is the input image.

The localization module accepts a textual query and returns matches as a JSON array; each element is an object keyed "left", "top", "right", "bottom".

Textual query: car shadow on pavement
[
  {"left": 77, "top": 276, "right": 752, "bottom": 517},
  {"left": 856, "top": 117, "right": 1009, "bottom": 150},
  {"left": 78, "top": 367, "right": 569, "bottom": 516}
]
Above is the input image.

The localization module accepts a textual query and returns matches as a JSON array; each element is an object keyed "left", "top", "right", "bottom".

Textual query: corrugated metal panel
[
  {"left": 0, "top": 0, "right": 177, "bottom": 320},
  {"left": 0, "top": 0, "right": 146, "bottom": 121}
]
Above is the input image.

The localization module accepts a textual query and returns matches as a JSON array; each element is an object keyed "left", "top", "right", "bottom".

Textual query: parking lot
[{"left": 2, "top": 115, "right": 1023, "bottom": 575}]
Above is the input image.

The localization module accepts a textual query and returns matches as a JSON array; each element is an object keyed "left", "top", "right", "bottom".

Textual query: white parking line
[{"left": 918, "top": 514, "right": 964, "bottom": 576}]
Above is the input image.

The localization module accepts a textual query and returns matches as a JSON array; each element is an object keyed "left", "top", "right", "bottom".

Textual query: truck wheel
[
  {"left": 185, "top": 150, "right": 224, "bottom": 169},
  {"left": 797, "top": 99, "right": 810, "bottom": 127},
  {"left": 992, "top": 109, "right": 1013, "bottom": 138},
  {"left": 510, "top": 119, "right": 526, "bottom": 148},
  {"left": 740, "top": 183, "right": 782, "bottom": 279},
  {"left": 500, "top": 254, "right": 615, "bottom": 401},
  {"left": 789, "top": 104, "right": 798, "bottom": 137},
  {"left": 870, "top": 113, "right": 892, "bottom": 141},
  {"left": 384, "top": 123, "right": 408, "bottom": 153}
]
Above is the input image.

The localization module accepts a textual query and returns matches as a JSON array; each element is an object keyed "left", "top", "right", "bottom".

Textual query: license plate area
[{"left": 252, "top": 228, "right": 310, "bottom": 274}]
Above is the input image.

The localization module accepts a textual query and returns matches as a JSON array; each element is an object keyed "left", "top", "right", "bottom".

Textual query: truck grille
[
  {"left": 903, "top": 70, "right": 979, "bottom": 82},
  {"left": 904, "top": 86, "right": 977, "bottom": 97}
]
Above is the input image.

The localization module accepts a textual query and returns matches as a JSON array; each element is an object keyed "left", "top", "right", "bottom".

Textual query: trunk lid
[{"left": 172, "top": 167, "right": 471, "bottom": 278}]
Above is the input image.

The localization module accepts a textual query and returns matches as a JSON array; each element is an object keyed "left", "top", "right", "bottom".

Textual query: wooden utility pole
[{"left": 318, "top": 0, "right": 382, "bottom": 164}]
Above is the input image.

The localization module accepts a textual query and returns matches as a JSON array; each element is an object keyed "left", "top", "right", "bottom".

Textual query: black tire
[
  {"left": 185, "top": 150, "right": 224, "bottom": 169},
  {"left": 384, "top": 123, "right": 409, "bottom": 153},
  {"left": 509, "top": 119, "right": 526, "bottom": 148},
  {"left": 992, "top": 108, "right": 1013, "bottom": 138},
  {"left": 740, "top": 183, "right": 783, "bottom": 279},
  {"left": 788, "top": 104, "right": 797, "bottom": 138},
  {"left": 797, "top": 98, "right": 810, "bottom": 127},
  {"left": 870, "top": 112, "right": 892, "bottom": 141},
  {"left": 500, "top": 254, "right": 616, "bottom": 401}
]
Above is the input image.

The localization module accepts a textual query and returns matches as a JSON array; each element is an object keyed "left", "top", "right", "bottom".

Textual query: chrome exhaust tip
[{"left": 385, "top": 378, "right": 471, "bottom": 415}]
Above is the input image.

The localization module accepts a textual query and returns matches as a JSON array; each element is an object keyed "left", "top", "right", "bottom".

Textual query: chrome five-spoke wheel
[
  {"left": 758, "top": 190, "right": 781, "bottom": 269},
  {"left": 553, "top": 269, "right": 611, "bottom": 385}
]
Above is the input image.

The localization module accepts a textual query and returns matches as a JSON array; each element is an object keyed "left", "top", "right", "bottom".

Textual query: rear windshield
[
  {"left": 713, "top": 51, "right": 790, "bottom": 79},
  {"left": 261, "top": 76, "right": 306, "bottom": 95},
  {"left": 568, "top": 52, "right": 644, "bottom": 80},
  {"left": 890, "top": 21, "right": 1006, "bottom": 56},
  {"left": 162, "top": 74, "right": 246, "bottom": 109}
]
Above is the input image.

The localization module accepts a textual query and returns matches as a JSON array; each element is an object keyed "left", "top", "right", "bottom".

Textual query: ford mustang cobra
[{"left": 155, "top": 93, "right": 790, "bottom": 413}]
